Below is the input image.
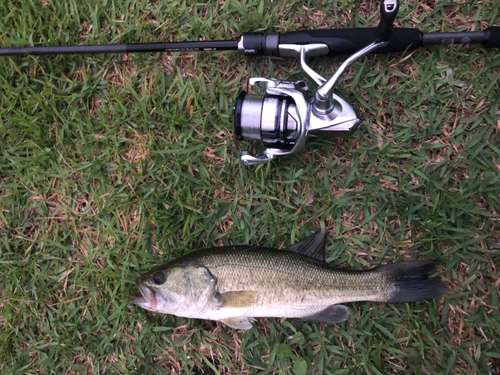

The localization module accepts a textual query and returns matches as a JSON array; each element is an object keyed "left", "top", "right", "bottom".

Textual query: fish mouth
[{"left": 131, "top": 283, "right": 158, "bottom": 311}]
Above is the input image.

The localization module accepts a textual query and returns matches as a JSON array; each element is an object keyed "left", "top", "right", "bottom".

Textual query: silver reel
[{"left": 234, "top": 41, "right": 387, "bottom": 165}]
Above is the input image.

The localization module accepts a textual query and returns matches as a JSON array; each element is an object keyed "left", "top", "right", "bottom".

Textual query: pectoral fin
[
  {"left": 220, "top": 291, "right": 258, "bottom": 308},
  {"left": 302, "top": 305, "right": 349, "bottom": 324},
  {"left": 221, "top": 316, "right": 256, "bottom": 330}
]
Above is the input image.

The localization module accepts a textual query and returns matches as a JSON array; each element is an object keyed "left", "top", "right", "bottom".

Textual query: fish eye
[{"left": 153, "top": 272, "right": 166, "bottom": 285}]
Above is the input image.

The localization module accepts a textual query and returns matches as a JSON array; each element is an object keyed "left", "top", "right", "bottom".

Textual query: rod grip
[
  {"left": 485, "top": 27, "right": 500, "bottom": 48},
  {"left": 279, "top": 28, "right": 422, "bottom": 57}
]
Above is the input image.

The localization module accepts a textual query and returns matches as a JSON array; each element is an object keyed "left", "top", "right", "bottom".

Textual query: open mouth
[{"left": 131, "top": 284, "right": 157, "bottom": 311}]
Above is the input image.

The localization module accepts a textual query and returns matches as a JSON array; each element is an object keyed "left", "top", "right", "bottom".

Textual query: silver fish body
[{"left": 131, "top": 232, "right": 446, "bottom": 329}]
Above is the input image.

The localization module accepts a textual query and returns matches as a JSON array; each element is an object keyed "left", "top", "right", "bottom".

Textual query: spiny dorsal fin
[
  {"left": 285, "top": 230, "right": 327, "bottom": 262},
  {"left": 220, "top": 291, "right": 258, "bottom": 308}
]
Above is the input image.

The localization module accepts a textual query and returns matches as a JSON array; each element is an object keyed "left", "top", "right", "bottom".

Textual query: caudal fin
[{"left": 376, "top": 260, "right": 447, "bottom": 303}]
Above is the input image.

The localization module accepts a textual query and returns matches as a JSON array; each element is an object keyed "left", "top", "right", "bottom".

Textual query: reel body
[
  {"left": 234, "top": 0, "right": 399, "bottom": 165},
  {"left": 234, "top": 78, "right": 361, "bottom": 165}
]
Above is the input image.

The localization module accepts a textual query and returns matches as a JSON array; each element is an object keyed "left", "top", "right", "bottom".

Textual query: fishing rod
[{"left": 2, "top": 0, "right": 499, "bottom": 165}]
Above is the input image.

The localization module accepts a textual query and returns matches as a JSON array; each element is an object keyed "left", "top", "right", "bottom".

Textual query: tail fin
[{"left": 376, "top": 260, "right": 447, "bottom": 303}]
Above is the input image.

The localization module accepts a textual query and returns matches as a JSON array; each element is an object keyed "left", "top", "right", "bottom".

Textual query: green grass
[{"left": 1, "top": 0, "right": 499, "bottom": 374}]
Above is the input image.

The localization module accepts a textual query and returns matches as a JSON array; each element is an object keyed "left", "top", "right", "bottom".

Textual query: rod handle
[{"left": 278, "top": 28, "right": 422, "bottom": 57}]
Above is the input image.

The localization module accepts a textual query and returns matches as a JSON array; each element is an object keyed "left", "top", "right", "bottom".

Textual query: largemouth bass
[{"left": 131, "top": 232, "right": 446, "bottom": 329}]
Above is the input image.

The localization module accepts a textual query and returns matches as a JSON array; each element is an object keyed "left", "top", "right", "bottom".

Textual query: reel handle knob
[{"left": 377, "top": 0, "right": 399, "bottom": 42}]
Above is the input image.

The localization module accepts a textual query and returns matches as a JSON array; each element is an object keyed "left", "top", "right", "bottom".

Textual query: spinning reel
[{"left": 234, "top": 0, "right": 398, "bottom": 165}]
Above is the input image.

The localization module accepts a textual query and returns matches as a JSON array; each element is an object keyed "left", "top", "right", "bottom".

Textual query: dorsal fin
[{"left": 285, "top": 230, "right": 327, "bottom": 262}]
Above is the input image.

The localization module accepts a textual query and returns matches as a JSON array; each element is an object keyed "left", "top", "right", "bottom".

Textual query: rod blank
[{"left": 0, "top": 40, "right": 239, "bottom": 56}]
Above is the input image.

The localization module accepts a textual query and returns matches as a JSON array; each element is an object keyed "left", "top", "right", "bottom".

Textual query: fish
[{"left": 131, "top": 231, "right": 447, "bottom": 330}]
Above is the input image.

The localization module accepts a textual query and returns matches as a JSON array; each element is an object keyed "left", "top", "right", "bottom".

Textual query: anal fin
[
  {"left": 221, "top": 316, "right": 256, "bottom": 330},
  {"left": 302, "top": 305, "right": 349, "bottom": 324}
]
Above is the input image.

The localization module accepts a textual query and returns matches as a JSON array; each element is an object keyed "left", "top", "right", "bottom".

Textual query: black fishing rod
[
  {"left": 1, "top": 0, "right": 499, "bottom": 165},
  {"left": 1, "top": 26, "right": 498, "bottom": 58}
]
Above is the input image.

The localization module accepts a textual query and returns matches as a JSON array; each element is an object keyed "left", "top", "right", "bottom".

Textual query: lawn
[{"left": 1, "top": 0, "right": 499, "bottom": 374}]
